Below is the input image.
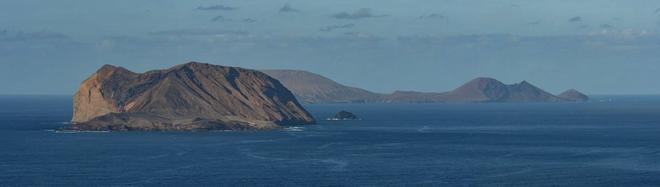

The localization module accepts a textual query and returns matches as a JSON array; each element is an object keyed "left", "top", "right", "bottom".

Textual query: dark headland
[{"left": 71, "top": 62, "right": 315, "bottom": 131}]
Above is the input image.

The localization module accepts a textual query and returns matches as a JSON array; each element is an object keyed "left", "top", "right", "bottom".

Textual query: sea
[{"left": 2, "top": 95, "right": 660, "bottom": 186}]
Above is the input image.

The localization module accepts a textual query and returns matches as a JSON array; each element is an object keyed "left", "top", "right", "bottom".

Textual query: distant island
[
  {"left": 71, "top": 62, "right": 315, "bottom": 131},
  {"left": 263, "top": 70, "right": 588, "bottom": 104}
]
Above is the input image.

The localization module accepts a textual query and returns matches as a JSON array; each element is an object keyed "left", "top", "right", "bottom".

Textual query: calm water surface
[{"left": 1, "top": 95, "right": 660, "bottom": 186}]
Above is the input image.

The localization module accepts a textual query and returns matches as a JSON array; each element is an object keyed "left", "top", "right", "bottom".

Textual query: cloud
[
  {"left": 600, "top": 24, "right": 614, "bottom": 29},
  {"left": 210, "top": 16, "right": 254, "bottom": 23},
  {"left": 569, "top": 16, "right": 582, "bottom": 22},
  {"left": 196, "top": 5, "right": 237, "bottom": 11},
  {"left": 397, "top": 33, "right": 660, "bottom": 50},
  {"left": 279, "top": 3, "right": 300, "bottom": 13},
  {"left": 211, "top": 15, "right": 227, "bottom": 22},
  {"left": 0, "top": 30, "right": 70, "bottom": 42},
  {"left": 418, "top": 13, "right": 445, "bottom": 20},
  {"left": 588, "top": 29, "right": 654, "bottom": 38},
  {"left": 527, "top": 21, "right": 541, "bottom": 25},
  {"left": 342, "top": 32, "right": 382, "bottom": 40},
  {"left": 655, "top": 8, "right": 660, "bottom": 13},
  {"left": 148, "top": 29, "right": 248, "bottom": 37},
  {"left": 320, "top": 24, "right": 355, "bottom": 32},
  {"left": 331, "top": 8, "right": 386, "bottom": 19}
]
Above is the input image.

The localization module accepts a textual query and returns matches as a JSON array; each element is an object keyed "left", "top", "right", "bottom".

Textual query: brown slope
[
  {"left": 261, "top": 70, "right": 382, "bottom": 103},
  {"left": 71, "top": 62, "right": 315, "bottom": 131}
]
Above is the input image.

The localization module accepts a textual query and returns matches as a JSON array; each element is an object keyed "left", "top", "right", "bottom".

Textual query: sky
[{"left": 1, "top": 0, "right": 660, "bottom": 95}]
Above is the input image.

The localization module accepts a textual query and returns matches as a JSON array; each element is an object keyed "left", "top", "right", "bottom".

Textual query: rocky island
[
  {"left": 328, "top": 111, "right": 360, "bottom": 121},
  {"left": 71, "top": 62, "right": 315, "bottom": 131}
]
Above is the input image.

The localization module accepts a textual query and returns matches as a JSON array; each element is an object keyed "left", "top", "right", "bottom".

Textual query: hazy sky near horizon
[{"left": 2, "top": 0, "right": 660, "bottom": 95}]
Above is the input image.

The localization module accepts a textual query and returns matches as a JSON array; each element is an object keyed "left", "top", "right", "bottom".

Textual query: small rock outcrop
[
  {"left": 328, "top": 111, "right": 359, "bottom": 120},
  {"left": 71, "top": 62, "right": 315, "bottom": 131},
  {"left": 558, "top": 89, "right": 589, "bottom": 102}
]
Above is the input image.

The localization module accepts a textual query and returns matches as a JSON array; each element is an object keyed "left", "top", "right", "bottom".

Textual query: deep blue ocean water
[{"left": 2, "top": 95, "right": 660, "bottom": 186}]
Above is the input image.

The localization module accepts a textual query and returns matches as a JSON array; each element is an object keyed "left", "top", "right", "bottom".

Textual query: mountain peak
[
  {"left": 470, "top": 77, "right": 503, "bottom": 84},
  {"left": 99, "top": 64, "right": 118, "bottom": 71},
  {"left": 457, "top": 77, "right": 506, "bottom": 90},
  {"left": 446, "top": 77, "right": 563, "bottom": 102},
  {"left": 558, "top": 89, "right": 589, "bottom": 102},
  {"left": 451, "top": 77, "right": 508, "bottom": 100},
  {"left": 182, "top": 61, "right": 210, "bottom": 67},
  {"left": 169, "top": 61, "right": 213, "bottom": 70},
  {"left": 512, "top": 80, "right": 540, "bottom": 89},
  {"left": 96, "top": 64, "right": 131, "bottom": 74}
]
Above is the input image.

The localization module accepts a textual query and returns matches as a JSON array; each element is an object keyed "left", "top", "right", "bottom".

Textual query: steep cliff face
[
  {"left": 72, "top": 65, "right": 132, "bottom": 124},
  {"left": 558, "top": 89, "right": 589, "bottom": 102},
  {"left": 71, "top": 62, "right": 315, "bottom": 131}
]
